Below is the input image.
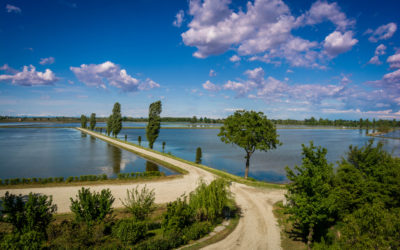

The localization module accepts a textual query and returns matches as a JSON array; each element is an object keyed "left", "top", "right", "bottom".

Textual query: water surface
[{"left": 0, "top": 128, "right": 177, "bottom": 179}]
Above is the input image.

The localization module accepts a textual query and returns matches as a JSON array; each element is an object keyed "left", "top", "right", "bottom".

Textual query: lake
[
  {"left": 0, "top": 127, "right": 399, "bottom": 183},
  {"left": 0, "top": 128, "right": 177, "bottom": 179},
  {"left": 119, "top": 128, "right": 400, "bottom": 183}
]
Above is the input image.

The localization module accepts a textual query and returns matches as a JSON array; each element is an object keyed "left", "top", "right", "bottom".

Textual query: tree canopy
[
  {"left": 146, "top": 101, "right": 162, "bottom": 149},
  {"left": 218, "top": 110, "right": 280, "bottom": 178},
  {"left": 112, "top": 102, "right": 122, "bottom": 137},
  {"left": 89, "top": 113, "right": 96, "bottom": 130},
  {"left": 80, "top": 115, "right": 87, "bottom": 128}
]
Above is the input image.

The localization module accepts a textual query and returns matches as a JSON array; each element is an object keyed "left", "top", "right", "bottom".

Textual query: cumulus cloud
[
  {"left": 323, "top": 31, "right": 358, "bottom": 57},
  {"left": 181, "top": 0, "right": 356, "bottom": 67},
  {"left": 229, "top": 55, "right": 241, "bottom": 62},
  {"left": 0, "top": 65, "right": 57, "bottom": 86},
  {"left": 387, "top": 51, "right": 400, "bottom": 69},
  {"left": 367, "top": 22, "right": 397, "bottom": 43},
  {"left": 6, "top": 4, "right": 21, "bottom": 13},
  {"left": 368, "top": 44, "right": 386, "bottom": 65},
  {"left": 202, "top": 80, "right": 220, "bottom": 92},
  {"left": 70, "top": 61, "right": 159, "bottom": 92},
  {"left": 0, "top": 64, "right": 18, "bottom": 74},
  {"left": 296, "top": 0, "right": 354, "bottom": 30},
  {"left": 173, "top": 10, "right": 185, "bottom": 27},
  {"left": 39, "top": 57, "right": 55, "bottom": 65}
]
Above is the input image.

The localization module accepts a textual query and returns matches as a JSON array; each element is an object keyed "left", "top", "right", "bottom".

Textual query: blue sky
[{"left": 1, "top": 0, "right": 400, "bottom": 119}]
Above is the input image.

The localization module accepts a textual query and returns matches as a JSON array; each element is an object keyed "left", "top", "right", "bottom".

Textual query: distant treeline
[{"left": 1, "top": 115, "right": 398, "bottom": 129}]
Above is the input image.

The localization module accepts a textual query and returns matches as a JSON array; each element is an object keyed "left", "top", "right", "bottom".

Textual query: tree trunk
[
  {"left": 244, "top": 152, "right": 251, "bottom": 179},
  {"left": 307, "top": 225, "right": 313, "bottom": 250}
]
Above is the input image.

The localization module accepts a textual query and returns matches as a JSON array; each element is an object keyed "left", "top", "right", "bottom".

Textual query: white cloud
[
  {"left": 367, "top": 22, "right": 397, "bottom": 43},
  {"left": 181, "top": 0, "right": 356, "bottom": 67},
  {"left": 368, "top": 44, "right": 386, "bottom": 65},
  {"left": 323, "top": 31, "right": 358, "bottom": 57},
  {"left": 202, "top": 80, "right": 220, "bottom": 92},
  {"left": 39, "top": 57, "right": 55, "bottom": 65},
  {"left": 70, "top": 61, "right": 159, "bottom": 92},
  {"left": 209, "top": 69, "right": 216, "bottom": 77},
  {"left": 296, "top": 0, "right": 354, "bottom": 30},
  {"left": 6, "top": 4, "right": 21, "bottom": 13},
  {"left": 0, "top": 64, "right": 18, "bottom": 74},
  {"left": 173, "top": 10, "right": 185, "bottom": 27},
  {"left": 0, "top": 65, "right": 57, "bottom": 86},
  {"left": 387, "top": 51, "right": 400, "bottom": 69},
  {"left": 229, "top": 55, "right": 240, "bottom": 62}
]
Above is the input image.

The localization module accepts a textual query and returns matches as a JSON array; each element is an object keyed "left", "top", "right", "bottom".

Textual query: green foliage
[
  {"left": 146, "top": 100, "right": 162, "bottom": 149},
  {"left": 138, "top": 135, "right": 142, "bottom": 146},
  {"left": 218, "top": 110, "right": 281, "bottom": 178},
  {"left": 162, "top": 141, "right": 166, "bottom": 152},
  {"left": 1, "top": 192, "right": 57, "bottom": 234},
  {"left": 183, "top": 221, "right": 212, "bottom": 241},
  {"left": 107, "top": 114, "right": 113, "bottom": 136},
  {"left": 0, "top": 231, "right": 45, "bottom": 250},
  {"left": 112, "top": 219, "right": 148, "bottom": 245},
  {"left": 80, "top": 114, "right": 87, "bottom": 128},
  {"left": 162, "top": 196, "right": 194, "bottom": 233},
  {"left": 195, "top": 147, "right": 202, "bottom": 164},
  {"left": 336, "top": 203, "right": 400, "bottom": 249},
  {"left": 121, "top": 185, "right": 155, "bottom": 221},
  {"left": 285, "top": 142, "right": 335, "bottom": 244},
  {"left": 189, "top": 179, "right": 231, "bottom": 223},
  {"left": 70, "top": 187, "right": 115, "bottom": 224},
  {"left": 112, "top": 102, "right": 122, "bottom": 137},
  {"left": 89, "top": 113, "right": 96, "bottom": 130}
]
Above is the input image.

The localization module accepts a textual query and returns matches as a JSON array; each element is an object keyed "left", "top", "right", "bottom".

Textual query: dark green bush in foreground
[
  {"left": 70, "top": 187, "right": 115, "bottom": 224},
  {"left": 0, "top": 192, "right": 57, "bottom": 248},
  {"left": 121, "top": 185, "right": 155, "bottom": 221},
  {"left": 112, "top": 219, "right": 148, "bottom": 245}
]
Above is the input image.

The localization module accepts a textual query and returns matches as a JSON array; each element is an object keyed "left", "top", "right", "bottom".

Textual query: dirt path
[{"left": 0, "top": 128, "right": 285, "bottom": 250}]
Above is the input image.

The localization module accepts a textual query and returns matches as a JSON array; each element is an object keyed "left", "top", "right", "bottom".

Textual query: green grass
[
  {"left": 79, "top": 128, "right": 285, "bottom": 190},
  {"left": 0, "top": 175, "right": 181, "bottom": 190}
]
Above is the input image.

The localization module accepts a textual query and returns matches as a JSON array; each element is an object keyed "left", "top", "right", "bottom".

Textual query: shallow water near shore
[{"left": 0, "top": 128, "right": 177, "bottom": 179}]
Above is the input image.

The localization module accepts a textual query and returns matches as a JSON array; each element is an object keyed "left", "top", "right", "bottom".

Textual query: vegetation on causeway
[
  {"left": 218, "top": 110, "right": 281, "bottom": 179},
  {"left": 146, "top": 100, "right": 162, "bottom": 149}
]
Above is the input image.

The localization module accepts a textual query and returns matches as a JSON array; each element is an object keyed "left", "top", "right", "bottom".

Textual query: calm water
[
  {"left": 0, "top": 122, "right": 220, "bottom": 128},
  {"left": 0, "top": 128, "right": 177, "bottom": 179},
  {"left": 119, "top": 128, "right": 400, "bottom": 183}
]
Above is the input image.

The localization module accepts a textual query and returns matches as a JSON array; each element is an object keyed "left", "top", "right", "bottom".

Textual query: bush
[
  {"left": 189, "top": 178, "right": 231, "bottom": 222},
  {"left": 121, "top": 185, "right": 155, "bottom": 221},
  {"left": 0, "top": 192, "right": 56, "bottom": 235},
  {"left": 70, "top": 187, "right": 115, "bottom": 224},
  {"left": 66, "top": 176, "right": 74, "bottom": 183},
  {"left": 0, "top": 231, "right": 44, "bottom": 250},
  {"left": 162, "top": 196, "right": 194, "bottom": 233},
  {"left": 112, "top": 219, "right": 148, "bottom": 245},
  {"left": 183, "top": 221, "right": 212, "bottom": 241}
]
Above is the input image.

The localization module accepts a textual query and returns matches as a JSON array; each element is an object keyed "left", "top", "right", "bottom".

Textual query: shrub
[
  {"left": 4, "top": 179, "right": 9, "bottom": 185},
  {"left": 121, "top": 185, "right": 155, "bottom": 221},
  {"left": 66, "top": 177, "right": 74, "bottom": 183},
  {"left": 183, "top": 221, "right": 212, "bottom": 241},
  {"left": 162, "top": 196, "right": 194, "bottom": 233},
  {"left": 189, "top": 178, "right": 231, "bottom": 222},
  {"left": 70, "top": 187, "right": 115, "bottom": 224},
  {"left": 32, "top": 178, "right": 38, "bottom": 183},
  {"left": 112, "top": 219, "right": 148, "bottom": 245},
  {"left": 0, "top": 192, "right": 57, "bottom": 235}
]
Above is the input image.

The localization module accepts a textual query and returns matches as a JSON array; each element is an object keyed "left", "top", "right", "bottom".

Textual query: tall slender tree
[
  {"left": 146, "top": 101, "right": 162, "bottom": 149},
  {"left": 196, "top": 147, "right": 202, "bottom": 164},
  {"left": 89, "top": 113, "right": 96, "bottom": 130},
  {"left": 80, "top": 115, "right": 87, "bottom": 128},
  {"left": 106, "top": 115, "right": 113, "bottom": 136},
  {"left": 112, "top": 102, "right": 122, "bottom": 137}
]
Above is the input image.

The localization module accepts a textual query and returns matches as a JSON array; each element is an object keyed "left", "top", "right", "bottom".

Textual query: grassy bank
[{"left": 79, "top": 128, "right": 284, "bottom": 190}]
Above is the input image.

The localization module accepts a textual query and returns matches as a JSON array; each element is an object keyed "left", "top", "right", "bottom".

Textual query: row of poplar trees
[{"left": 80, "top": 101, "right": 162, "bottom": 149}]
